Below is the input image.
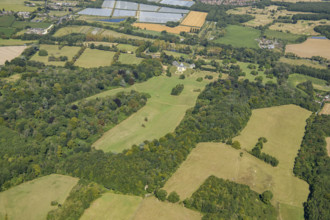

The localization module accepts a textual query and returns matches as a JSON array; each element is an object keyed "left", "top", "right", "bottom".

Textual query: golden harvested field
[
  {"left": 0, "top": 46, "right": 26, "bottom": 65},
  {"left": 270, "top": 20, "right": 330, "bottom": 35},
  {"left": 286, "top": 38, "right": 330, "bottom": 60},
  {"left": 133, "top": 23, "right": 191, "bottom": 34},
  {"left": 133, "top": 197, "right": 201, "bottom": 220},
  {"left": 279, "top": 57, "right": 326, "bottom": 69},
  {"left": 163, "top": 105, "right": 310, "bottom": 215},
  {"left": 326, "top": 137, "right": 330, "bottom": 157},
  {"left": 320, "top": 103, "right": 330, "bottom": 115},
  {"left": 181, "top": 11, "right": 208, "bottom": 27},
  {"left": 0, "top": 174, "right": 78, "bottom": 220}
]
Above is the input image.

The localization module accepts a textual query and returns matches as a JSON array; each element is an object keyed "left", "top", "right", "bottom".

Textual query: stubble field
[
  {"left": 181, "top": 11, "right": 208, "bottom": 27},
  {"left": 0, "top": 46, "right": 27, "bottom": 65},
  {"left": 286, "top": 38, "right": 330, "bottom": 60}
]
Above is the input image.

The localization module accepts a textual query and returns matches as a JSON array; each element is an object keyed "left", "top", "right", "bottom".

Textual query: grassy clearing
[
  {"left": 280, "top": 57, "right": 326, "bottom": 69},
  {"left": 90, "top": 72, "right": 218, "bottom": 153},
  {"left": 288, "top": 73, "right": 330, "bottom": 91},
  {"left": 118, "top": 53, "right": 143, "bottom": 65},
  {"left": 164, "top": 50, "right": 190, "bottom": 59},
  {"left": 54, "top": 25, "right": 147, "bottom": 40},
  {"left": 0, "top": 0, "right": 37, "bottom": 12},
  {"left": 320, "top": 103, "right": 330, "bottom": 115},
  {"left": 279, "top": 203, "right": 304, "bottom": 220},
  {"left": 75, "top": 48, "right": 115, "bottom": 68},
  {"left": 0, "top": 174, "right": 78, "bottom": 220},
  {"left": 163, "top": 105, "right": 310, "bottom": 218},
  {"left": 30, "top": 44, "right": 80, "bottom": 66},
  {"left": 117, "top": 44, "right": 138, "bottom": 52},
  {"left": 270, "top": 20, "right": 330, "bottom": 35},
  {"left": 133, "top": 197, "right": 202, "bottom": 220},
  {"left": 81, "top": 192, "right": 142, "bottom": 220},
  {"left": 286, "top": 38, "right": 330, "bottom": 60},
  {"left": 265, "top": 29, "right": 302, "bottom": 43},
  {"left": 0, "top": 46, "right": 27, "bottom": 65},
  {"left": 214, "top": 25, "right": 260, "bottom": 49},
  {"left": 0, "top": 39, "right": 36, "bottom": 46},
  {"left": 238, "top": 61, "right": 277, "bottom": 84}
]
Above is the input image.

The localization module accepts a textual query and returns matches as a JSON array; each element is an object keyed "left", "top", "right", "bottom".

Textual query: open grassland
[
  {"left": 30, "top": 45, "right": 80, "bottom": 66},
  {"left": 288, "top": 74, "right": 330, "bottom": 91},
  {"left": 164, "top": 50, "right": 190, "bottom": 59},
  {"left": 0, "top": 39, "right": 37, "bottom": 46},
  {"left": 54, "top": 25, "right": 147, "bottom": 40},
  {"left": 286, "top": 38, "right": 330, "bottom": 60},
  {"left": 81, "top": 192, "right": 142, "bottom": 220},
  {"left": 214, "top": 25, "right": 260, "bottom": 49},
  {"left": 279, "top": 203, "right": 304, "bottom": 220},
  {"left": 133, "top": 197, "right": 201, "bottom": 220},
  {"left": 75, "top": 49, "right": 115, "bottom": 68},
  {"left": 0, "top": 46, "right": 26, "bottom": 65},
  {"left": 0, "top": 174, "right": 78, "bottom": 220},
  {"left": 118, "top": 53, "right": 143, "bottom": 65},
  {"left": 265, "top": 29, "right": 302, "bottom": 43},
  {"left": 181, "top": 11, "right": 207, "bottom": 27},
  {"left": 117, "top": 44, "right": 138, "bottom": 52},
  {"left": 90, "top": 73, "right": 217, "bottom": 153},
  {"left": 238, "top": 61, "right": 277, "bottom": 84},
  {"left": 270, "top": 20, "right": 330, "bottom": 35},
  {"left": 320, "top": 103, "right": 330, "bottom": 115},
  {"left": 133, "top": 23, "right": 191, "bottom": 34},
  {"left": 0, "top": 0, "right": 37, "bottom": 12},
  {"left": 280, "top": 57, "right": 327, "bottom": 69},
  {"left": 0, "top": 27, "right": 16, "bottom": 37},
  {"left": 164, "top": 105, "right": 310, "bottom": 217},
  {"left": 84, "top": 41, "right": 117, "bottom": 47}
]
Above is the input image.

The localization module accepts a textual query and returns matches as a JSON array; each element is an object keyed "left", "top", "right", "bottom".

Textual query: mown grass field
[
  {"left": 54, "top": 25, "right": 147, "bottom": 40},
  {"left": 75, "top": 48, "right": 115, "bottom": 68},
  {"left": 118, "top": 53, "right": 143, "bottom": 65},
  {"left": 80, "top": 192, "right": 142, "bottom": 220},
  {"left": 287, "top": 73, "right": 330, "bottom": 91},
  {"left": 214, "top": 25, "right": 260, "bottom": 49},
  {"left": 265, "top": 29, "right": 302, "bottom": 43},
  {"left": 0, "top": 0, "right": 37, "bottom": 11},
  {"left": 117, "top": 44, "right": 138, "bottom": 52},
  {"left": 90, "top": 73, "right": 217, "bottom": 153},
  {"left": 280, "top": 57, "right": 326, "bottom": 69},
  {"left": 0, "top": 39, "right": 36, "bottom": 46},
  {"left": 30, "top": 44, "right": 80, "bottom": 66},
  {"left": 0, "top": 174, "right": 78, "bottom": 220},
  {"left": 133, "top": 197, "right": 202, "bottom": 220},
  {"left": 163, "top": 105, "right": 310, "bottom": 218}
]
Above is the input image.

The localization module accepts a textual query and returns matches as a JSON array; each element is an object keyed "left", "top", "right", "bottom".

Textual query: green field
[
  {"left": 238, "top": 61, "right": 277, "bottom": 84},
  {"left": 0, "top": 0, "right": 37, "bottom": 11},
  {"left": 0, "top": 39, "right": 36, "bottom": 46},
  {"left": 280, "top": 57, "right": 327, "bottom": 69},
  {"left": 75, "top": 48, "right": 115, "bottom": 68},
  {"left": 118, "top": 53, "right": 143, "bottom": 65},
  {"left": 164, "top": 50, "right": 190, "bottom": 59},
  {"left": 0, "top": 174, "right": 78, "bottom": 220},
  {"left": 133, "top": 197, "right": 202, "bottom": 220},
  {"left": 80, "top": 192, "right": 142, "bottom": 220},
  {"left": 89, "top": 73, "right": 217, "bottom": 153},
  {"left": 163, "top": 105, "right": 310, "bottom": 219},
  {"left": 288, "top": 73, "right": 330, "bottom": 91},
  {"left": 117, "top": 44, "right": 138, "bottom": 52},
  {"left": 12, "top": 21, "right": 51, "bottom": 29},
  {"left": 214, "top": 25, "right": 260, "bottom": 49},
  {"left": 0, "top": 27, "right": 16, "bottom": 37},
  {"left": 30, "top": 45, "right": 80, "bottom": 66},
  {"left": 54, "top": 25, "right": 147, "bottom": 40},
  {"left": 0, "top": 16, "right": 16, "bottom": 27},
  {"left": 265, "top": 29, "right": 303, "bottom": 43}
]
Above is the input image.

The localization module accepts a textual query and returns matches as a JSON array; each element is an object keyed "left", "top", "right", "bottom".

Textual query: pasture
[
  {"left": 214, "top": 25, "right": 260, "bottom": 49},
  {"left": 80, "top": 192, "right": 142, "bottom": 220},
  {"left": 320, "top": 103, "right": 330, "bottom": 115},
  {"left": 163, "top": 105, "right": 310, "bottom": 218},
  {"left": 0, "top": 174, "right": 78, "bottom": 220},
  {"left": 118, "top": 53, "right": 143, "bottom": 65},
  {"left": 287, "top": 73, "right": 330, "bottom": 91},
  {"left": 181, "top": 11, "right": 208, "bottom": 27},
  {"left": 265, "top": 29, "right": 302, "bottom": 43},
  {"left": 0, "top": 46, "right": 27, "bottom": 65},
  {"left": 133, "top": 23, "right": 190, "bottom": 34},
  {"left": 269, "top": 20, "right": 330, "bottom": 35},
  {"left": 75, "top": 48, "right": 115, "bottom": 68},
  {"left": 90, "top": 73, "right": 217, "bottom": 153},
  {"left": 0, "top": 39, "right": 37, "bottom": 46},
  {"left": 117, "top": 44, "right": 138, "bottom": 52},
  {"left": 30, "top": 45, "right": 80, "bottom": 66},
  {"left": 133, "top": 197, "right": 202, "bottom": 220},
  {"left": 286, "top": 38, "right": 330, "bottom": 60},
  {"left": 164, "top": 50, "right": 190, "bottom": 59},
  {"left": 0, "top": 0, "right": 37, "bottom": 12},
  {"left": 280, "top": 57, "right": 327, "bottom": 69},
  {"left": 238, "top": 61, "right": 277, "bottom": 84}
]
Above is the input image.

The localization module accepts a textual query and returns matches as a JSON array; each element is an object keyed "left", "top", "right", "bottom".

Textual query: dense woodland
[{"left": 184, "top": 176, "right": 277, "bottom": 219}]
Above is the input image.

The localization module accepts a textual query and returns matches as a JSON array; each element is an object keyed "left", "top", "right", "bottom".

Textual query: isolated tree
[
  {"left": 167, "top": 191, "right": 180, "bottom": 203},
  {"left": 155, "top": 189, "right": 167, "bottom": 201}
]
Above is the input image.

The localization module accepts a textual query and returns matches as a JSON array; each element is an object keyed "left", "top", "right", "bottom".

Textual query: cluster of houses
[{"left": 257, "top": 38, "right": 277, "bottom": 50}]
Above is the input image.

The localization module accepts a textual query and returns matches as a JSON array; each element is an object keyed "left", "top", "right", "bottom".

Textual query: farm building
[{"left": 173, "top": 61, "right": 195, "bottom": 72}]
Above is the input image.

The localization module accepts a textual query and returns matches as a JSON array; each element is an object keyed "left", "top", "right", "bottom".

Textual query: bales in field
[
  {"left": 0, "top": 46, "right": 27, "bottom": 65},
  {"left": 133, "top": 23, "right": 191, "bottom": 34},
  {"left": 163, "top": 105, "right": 311, "bottom": 219},
  {"left": 286, "top": 38, "right": 330, "bottom": 60},
  {"left": 181, "top": 11, "right": 208, "bottom": 28},
  {"left": 0, "top": 174, "right": 78, "bottom": 220}
]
